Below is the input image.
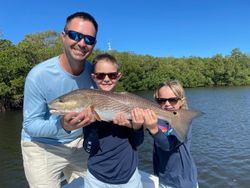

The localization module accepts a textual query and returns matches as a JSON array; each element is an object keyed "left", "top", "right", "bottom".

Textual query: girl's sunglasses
[
  {"left": 64, "top": 30, "right": 96, "bottom": 45},
  {"left": 156, "top": 97, "right": 180, "bottom": 105},
  {"left": 94, "top": 72, "right": 118, "bottom": 80}
]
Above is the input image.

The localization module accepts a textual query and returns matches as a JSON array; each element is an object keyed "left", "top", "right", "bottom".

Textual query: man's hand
[{"left": 61, "top": 106, "right": 96, "bottom": 131}]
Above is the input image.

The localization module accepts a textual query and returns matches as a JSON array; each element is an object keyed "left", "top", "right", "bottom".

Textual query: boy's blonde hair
[{"left": 92, "top": 53, "right": 119, "bottom": 72}]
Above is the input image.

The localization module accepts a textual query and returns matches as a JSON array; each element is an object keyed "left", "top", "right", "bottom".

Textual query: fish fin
[
  {"left": 90, "top": 105, "right": 102, "bottom": 121},
  {"left": 170, "top": 109, "right": 204, "bottom": 141},
  {"left": 93, "top": 111, "right": 102, "bottom": 121}
]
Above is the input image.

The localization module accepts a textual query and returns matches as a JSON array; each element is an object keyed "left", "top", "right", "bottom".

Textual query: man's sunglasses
[
  {"left": 94, "top": 72, "right": 119, "bottom": 80},
  {"left": 156, "top": 97, "right": 180, "bottom": 105},
  {"left": 64, "top": 30, "right": 96, "bottom": 45}
]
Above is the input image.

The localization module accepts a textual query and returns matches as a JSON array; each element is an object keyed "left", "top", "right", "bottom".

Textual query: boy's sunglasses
[
  {"left": 156, "top": 97, "right": 180, "bottom": 105},
  {"left": 94, "top": 72, "right": 118, "bottom": 80},
  {"left": 64, "top": 30, "right": 96, "bottom": 45}
]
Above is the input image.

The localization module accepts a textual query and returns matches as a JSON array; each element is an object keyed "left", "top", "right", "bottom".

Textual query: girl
[{"left": 143, "top": 80, "right": 198, "bottom": 188}]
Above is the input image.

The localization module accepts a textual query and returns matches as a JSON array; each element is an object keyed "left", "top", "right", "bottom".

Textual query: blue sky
[{"left": 1, "top": 0, "right": 249, "bottom": 57}]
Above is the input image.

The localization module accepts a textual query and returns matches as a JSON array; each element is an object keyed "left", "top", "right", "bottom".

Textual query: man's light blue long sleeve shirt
[{"left": 21, "top": 56, "right": 96, "bottom": 144}]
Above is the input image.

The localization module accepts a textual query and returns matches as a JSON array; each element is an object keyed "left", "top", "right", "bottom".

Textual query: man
[{"left": 21, "top": 12, "right": 98, "bottom": 188}]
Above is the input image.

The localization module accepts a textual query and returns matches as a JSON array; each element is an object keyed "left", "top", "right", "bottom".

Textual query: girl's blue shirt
[{"left": 152, "top": 119, "right": 198, "bottom": 188}]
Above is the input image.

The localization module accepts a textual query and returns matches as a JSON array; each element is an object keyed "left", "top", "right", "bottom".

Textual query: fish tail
[{"left": 169, "top": 109, "right": 203, "bottom": 141}]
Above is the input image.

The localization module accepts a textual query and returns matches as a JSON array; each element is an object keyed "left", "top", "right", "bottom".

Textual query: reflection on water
[
  {"left": 1, "top": 86, "right": 250, "bottom": 188},
  {"left": 0, "top": 111, "right": 28, "bottom": 188}
]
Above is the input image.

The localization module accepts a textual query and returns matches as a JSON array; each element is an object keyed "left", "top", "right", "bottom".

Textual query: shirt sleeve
[
  {"left": 151, "top": 127, "right": 182, "bottom": 151},
  {"left": 129, "top": 126, "right": 144, "bottom": 148},
  {"left": 22, "top": 77, "right": 69, "bottom": 138}
]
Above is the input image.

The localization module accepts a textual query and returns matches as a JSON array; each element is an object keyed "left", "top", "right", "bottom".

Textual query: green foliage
[
  {"left": 17, "top": 30, "right": 62, "bottom": 66},
  {"left": 0, "top": 39, "right": 30, "bottom": 111},
  {"left": 1, "top": 29, "right": 250, "bottom": 111},
  {"left": 0, "top": 30, "right": 62, "bottom": 111}
]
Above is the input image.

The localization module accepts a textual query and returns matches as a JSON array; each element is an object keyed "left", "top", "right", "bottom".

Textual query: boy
[{"left": 83, "top": 53, "right": 144, "bottom": 188}]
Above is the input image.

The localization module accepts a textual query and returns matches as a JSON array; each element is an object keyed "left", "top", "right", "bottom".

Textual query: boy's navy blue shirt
[
  {"left": 83, "top": 121, "right": 144, "bottom": 184},
  {"left": 152, "top": 119, "right": 198, "bottom": 188}
]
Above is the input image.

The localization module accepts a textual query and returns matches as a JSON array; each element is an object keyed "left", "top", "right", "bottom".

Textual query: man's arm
[{"left": 22, "top": 77, "right": 68, "bottom": 137}]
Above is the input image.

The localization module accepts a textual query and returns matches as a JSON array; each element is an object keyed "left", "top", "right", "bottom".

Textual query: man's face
[{"left": 61, "top": 17, "right": 96, "bottom": 62}]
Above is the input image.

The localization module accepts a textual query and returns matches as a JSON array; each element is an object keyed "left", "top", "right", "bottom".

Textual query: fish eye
[
  {"left": 58, "top": 98, "right": 64, "bottom": 103},
  {"left": 172, "top": 111, "right": 177, "bottom": 115}
]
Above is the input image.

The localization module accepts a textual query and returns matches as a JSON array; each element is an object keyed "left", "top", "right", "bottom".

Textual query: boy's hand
[
  {"left": 113, "top": 108, "right": 145, "bottom": 130},
  {"left": 143, "top": 109, "right": 158, "bottom": 135},
  {"left": 113, "top": 112, "right": 132, "bottom": 128},
  {"left": 131, "top": 108, "right": 144, "bottom": 130}
]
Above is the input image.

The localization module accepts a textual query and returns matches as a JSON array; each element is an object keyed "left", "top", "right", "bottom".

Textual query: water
[
  {"left": 1, "top": 86, "right": 250, "bottom": 188},
  {"left": 0, "top": 111, "right": 27, "bottom": 187}
]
